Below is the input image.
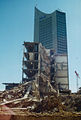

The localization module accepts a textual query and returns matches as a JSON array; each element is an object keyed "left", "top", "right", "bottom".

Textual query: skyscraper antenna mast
[{"left": 35, "top": 0, "right": 37, "bottom": 7}]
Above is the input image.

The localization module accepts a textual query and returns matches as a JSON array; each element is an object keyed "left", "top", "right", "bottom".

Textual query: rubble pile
[
  {"left": 2, "top": 72, "right": 81, "bottom": 113},
  {"left": 1, "top": 75, "right": 81, "bottom": 113},
  {"left": 33, "top": 93, "right": 66, "bottom": 113},
  {"left": 0, "top": 73, "right": 56, "bottom": 100},
  {"left": 0, "top": 80, "right": 39, "bottom": 102},
  {"left": 0, "top": 74, "right": 63, "bottom": 113},
  {"left": 60, "top": 94, "right": 81, "bottom": 112}
]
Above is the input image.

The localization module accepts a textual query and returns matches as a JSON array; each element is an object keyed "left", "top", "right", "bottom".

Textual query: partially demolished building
[
  {"left": 3, "top": 42, "right": 69, "bottom": 91},
  {"left": 22, "top": 42, "right": 50, "bottom": 83},
  {"left": 22, "top": 42, "right": 69, "bottom": 91}
]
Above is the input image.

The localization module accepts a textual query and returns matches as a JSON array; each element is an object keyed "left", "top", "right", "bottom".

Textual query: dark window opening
[
  {"left": 34, "top": 53, "right": 38, "bottom": 60},
  {"left": 27, "top": 45, "right": 34, "bottom": 52},
  {"left": 24, "top": 53, "right": 29, "bottom": 60},
  {"left": 27, "top": 70, "right": 38, "bottom": 77},
  {"left": 34, "top": 62, "right": 38, "bottom": 69},
  {"left": 25, "top": 62, "right": 33, "bottom": 69},
  {"left": 50, "top": 67, "right": 55, "bottom": 73},
  {"left": 34, "top": 44, "right": 38, "bottom": 52}
]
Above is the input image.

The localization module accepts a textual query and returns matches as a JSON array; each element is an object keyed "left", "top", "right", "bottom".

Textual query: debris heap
[{"left": 0, "top": 73, "right": 66, "bottom": 113}]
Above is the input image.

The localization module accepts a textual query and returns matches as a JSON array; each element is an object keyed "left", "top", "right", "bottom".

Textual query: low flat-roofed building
[{"left": 3, "top": 83, "right": 19, "bottom": 90}]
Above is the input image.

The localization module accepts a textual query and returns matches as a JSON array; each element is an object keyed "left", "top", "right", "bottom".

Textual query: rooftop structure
[{"left": 34, "top": 7, "right": 67, "bottom": 54}]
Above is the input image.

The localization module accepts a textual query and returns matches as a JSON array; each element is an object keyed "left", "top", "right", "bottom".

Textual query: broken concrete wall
[
  {"left": 39, "top": 44, "right": 50, "bottom": 77},
  {"left": 38, "top": 73, "right": 56, "bottom": 97}
]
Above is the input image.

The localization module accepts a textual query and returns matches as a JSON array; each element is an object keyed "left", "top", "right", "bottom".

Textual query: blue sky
[{"left": 0, "top": 0, "right": 81, "bottom": 92}]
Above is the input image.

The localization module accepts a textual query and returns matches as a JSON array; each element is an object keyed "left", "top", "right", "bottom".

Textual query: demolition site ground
[{"left": 0, "top": 75, "right": 81, "bottom": 120}]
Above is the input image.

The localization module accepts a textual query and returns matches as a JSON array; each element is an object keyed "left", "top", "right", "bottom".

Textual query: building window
[
  {"left": 34, "top": 53, "right": 38, "bottom": 60},
  {"left": 34, "top": 62, "right": 38, "bottom": 69},
  {"left": 34, "top": 44, "right": 38, "bottom": 52},
  {"left": 27, "top": 45, "right": 34, "bottom": 52}
]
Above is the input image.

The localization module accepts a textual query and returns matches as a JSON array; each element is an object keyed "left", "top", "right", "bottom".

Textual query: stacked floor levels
[{"left": 22, "top": 42, "right": 50, "bottom": 83}]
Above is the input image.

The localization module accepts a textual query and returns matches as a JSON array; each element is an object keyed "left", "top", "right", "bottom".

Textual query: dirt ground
[{"left": 1, "top": 112, "right": 81, "bottom": 120}]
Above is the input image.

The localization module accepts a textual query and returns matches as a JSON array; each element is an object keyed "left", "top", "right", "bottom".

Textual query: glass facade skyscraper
[{"left": 34, "top": 7, "right": 67, "bottom": 54}]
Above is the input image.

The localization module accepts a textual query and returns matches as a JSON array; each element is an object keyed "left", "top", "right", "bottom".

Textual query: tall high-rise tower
[{"left": 34, "top": 7, "right": 67, "bottom": 54}]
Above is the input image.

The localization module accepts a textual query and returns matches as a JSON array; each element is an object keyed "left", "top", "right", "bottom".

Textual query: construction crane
[{"left": 75, "top": 70, "right": 80, "bottom": 92}]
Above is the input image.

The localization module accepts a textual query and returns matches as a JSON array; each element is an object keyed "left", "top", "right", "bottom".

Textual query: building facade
[
  {"left": 49, "top": 50, "right": 69, "bottom": 90},
  {"left": 34, "top": 7, "right": 67, "bottom": 54},
  {"left": 54, "top": 54, "right": 69, "bottom": 90}
]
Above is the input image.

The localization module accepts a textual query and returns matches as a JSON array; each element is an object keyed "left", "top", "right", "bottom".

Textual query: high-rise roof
[{"left": 34, "top": 7, "right": 67, "bottom": 54}]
